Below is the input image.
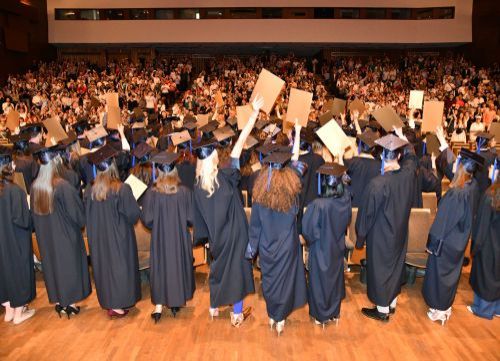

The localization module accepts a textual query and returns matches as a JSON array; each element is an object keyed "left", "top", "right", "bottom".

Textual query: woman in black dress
[
  {"left": 468, "top": 174, "right": 500, "bottom": 320},
  {"left": 85, "top": 144, "right": 141, "bottom": 318},
  {"left": 302, "top": 163, "right": 352, "bottom": 327},
  {"left": 246, "top": 121, "right": 307, "bottom": 336},
  {"left": 31, "top": 146, "right": 91, "bottom": 318},
  {"left": 141, "top": 152, "right": 195, "bottom": 322},
  {"left": 423, "top": 149, "right": 484, "bottom": 325},
  {"left": 0, "top": 147, "right": 36, "bottom": 325},
  {"left": 192, "top": 96, "right": 263, "bottom": 327}
]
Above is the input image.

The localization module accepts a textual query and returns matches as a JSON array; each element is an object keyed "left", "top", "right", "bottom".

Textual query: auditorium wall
[
  {"left": 0, "top": 0, "right": 53, "bottom": 84},
  {"left": 46, "top": 0, "right": 472, "bottom": 45}
]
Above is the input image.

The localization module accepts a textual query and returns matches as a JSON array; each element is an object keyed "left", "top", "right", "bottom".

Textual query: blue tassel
[
  {"left": 189, "top": 140, "right": 192, "bottom": 153},
  {"left": 317, "top": 173, "right": 321, "bottom": 196},
  {"left": 380, "top": 150, "right": 385, "bottom": 175},
  {"left": 132, "top": 156, "right": 136, "bottom": 167},
  {"left": 422, "top": 142, "right": 427, "bottom": 156},
  {"left": 492, "top": 158, "right": 498, "bottom": 183},
  {"left": 454, "top": 155, "right": 462, "bottom": 174},
  {"left": 476, "top": 138, "right": 485, "bottom": 154},
  {"left": 92, "top": 164, "right": 96, "bottom": 179},
  {"left": 357, "top": 142, "right": 362, "bottom": 156},
  {"left": 152, "top": 162, "right": 156, "bottom": 182},
  {"left": 259, "top": 152, "right": 263, "bottom": 163},
  {"left": 267, "top": 166, "right": 272, "bottom": 191}
]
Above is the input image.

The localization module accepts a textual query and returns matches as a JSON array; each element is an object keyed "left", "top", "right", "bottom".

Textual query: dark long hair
[{"left": 0, "top": 163, "right": 14, "bottom": 195}]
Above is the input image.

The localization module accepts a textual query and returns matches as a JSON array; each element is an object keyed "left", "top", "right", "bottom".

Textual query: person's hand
[
  {"left": 392, "top": 125, "right": 404, "bottom": 139},
  {"left": 352, "top": 109, "right": 359, "bottom": 119},
  {"left": 251, "top": 94, "right": 264, "bottom": 112},
  {"left": 50, "top": 136, "right": 57, "bottom": 146}
]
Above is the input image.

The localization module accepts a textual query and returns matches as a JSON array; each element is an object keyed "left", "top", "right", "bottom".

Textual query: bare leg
[{"left": 2, "top": 302, "right": 14, "bottom": 322}]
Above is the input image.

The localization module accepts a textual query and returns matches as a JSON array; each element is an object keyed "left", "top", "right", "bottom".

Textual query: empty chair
[
  {"left": 422, "top": 192, "right": 438, "bottom": 216},
  {"left": 405, "top": 208, "right": 432, "bottom": 285}
]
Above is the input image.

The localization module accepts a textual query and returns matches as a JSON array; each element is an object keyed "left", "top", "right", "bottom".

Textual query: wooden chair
[
  {"left": 405, "top": 208, "right": 432, "bottom": 285},
  {"left": 422, "top": 192, "right": 438, "bottom": 216}
]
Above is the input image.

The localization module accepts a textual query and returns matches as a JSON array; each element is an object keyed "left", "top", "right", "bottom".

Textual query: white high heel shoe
[
  {"left": 230, "top": 312, "right": 244, "bottom": 327},
  {"left": 427, "top": 308, "right": 451, "bottom": 326},
  {"left": 209, "top": 307, "right": 219, "bottom": 320},
  {"left": 276, "top": 320, "right": 285, "bottom": 336},
  {"left": 269, "top": 318, "right": 276, "bottom": 330}
]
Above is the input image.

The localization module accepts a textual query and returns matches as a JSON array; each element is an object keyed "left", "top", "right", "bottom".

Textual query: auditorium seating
[
  {"left": 422, "top": 192, "right": 438, "bottom": 216},
  {"left": 405, "top": 208, "right": 432, "bottom": 285}
]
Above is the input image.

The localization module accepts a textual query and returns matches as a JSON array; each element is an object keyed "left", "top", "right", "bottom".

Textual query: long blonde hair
[
  {"left": 195, "top": 150, "right": 219, "bottom": 197},
  {"left": 91, "top": 162, "right": 122, "bottom": 201},
  {"left": 32, "top": 160, "right": 59, "bottom": 215},
  {"left": 450, "top": 163, "right": 473, "bottom": 190},
  {"left": 153, "top": 167, "right": 180, "bottom": 194}
]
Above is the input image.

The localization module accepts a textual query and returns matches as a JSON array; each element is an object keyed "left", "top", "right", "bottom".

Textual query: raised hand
[{"left": 251, "top": 94, "right": 264, "bottom": 113}]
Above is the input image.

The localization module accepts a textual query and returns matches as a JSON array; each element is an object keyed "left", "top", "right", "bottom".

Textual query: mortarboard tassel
[
  {"left": 152, "top": 162, "right": 156, "bottom": 182},
  {"left": 259, "top": 152, "right": 263, "bottom": 163},
  {"left": 380, "top": 150, "right": 385, "bottom": 175},
  {"left": 476, "top": 138, "right": 485, "bottom": 154},
  {"left": 189, "top": 140, "right": 192, "bottom": 153},
  {"left": 422, "top": 142, "right": 426, "bottom": 156},
  {"left": 492, "top": 158, "right": 498, "bottom": 183},
  {"left": 92, "top": 164, "right": 96, "bottom": 179},
  {"left": 357, "top": 142, "right": 362, "bottom": 156},
  {"left": 317, "top": 173, "right": 321, "bottom": 196},
  {"left": 267, "top": 166, "right": 272, "bottom": 191}
]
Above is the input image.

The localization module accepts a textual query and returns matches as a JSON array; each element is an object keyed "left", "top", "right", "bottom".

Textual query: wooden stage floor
[{"left": 1, "top": 265, "right": 499, "bottom": 361}]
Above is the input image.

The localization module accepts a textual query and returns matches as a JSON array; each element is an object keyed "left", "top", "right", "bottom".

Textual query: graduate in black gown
[
  {"left": 422, "top": 149, "right": 484, "bottom": 325},
  {"left": 246, "top": 120, "right": 307, "bottom": 336},
  {"left": 0, "top": 148, "right": 36, "bottom": 325},
  {"left": 85, "top": 145, "right": 141, "bottom": 318},
  {"left": 355, "top": 131, "right": 417, "bottom": 322},
  {"left": 192, "top": 97, "right": 261, "bottom": 328},
  {"left": 9, "top": 133, "right": 39, "bottom": 193},
  {"left": 141, "top": 152, "right": 195, "bottom": 322},
  {"left": 297, "top": 127, "right": 325, "bottom": 209},
  {"left": 31, "top": 146, "right": 91, "bottom": 318},
  {"left": 474, "top": 132, "right": 497, "bottom": 194},
  {"left": 344, "top": 130, "right": 381, "bottom": 207},
  {"left": 468, "top": 176, "right": 500, "bottom": 320},
  {"left": 302, "top": 162, "right": 352, "bottom": 327}
]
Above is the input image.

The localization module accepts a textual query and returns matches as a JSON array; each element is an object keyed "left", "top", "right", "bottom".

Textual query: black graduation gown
[
  {"left": 61, "top": 168, "right": 81, "bottom": 190},
  {"left": 302, "top": 192, "right": 352, "bottom": 322},
  {"left": 0, "top": 183, "right": 35, "bottom": 308},
  {"left": 14, "top": 154, "right": 38, "bottom": 193},
  {"left": 247, "top": 203, "right": 307, "bottom": 321},
  {"left": 298, "top": 152, "right": 325, "bottom": 208},
  {"left": 345, "top": 156, "right": 381, "bottom": 208},
  {"left": 31, "top": 180, "right": 91, "bottom": 306},
  {"left": 193, "top": 158, "right": 255, "bottom": 307},
  {"left": 469, "top": 189, "right": 500, "bottom": 302},
  {"left": 355, "top": 155, "right": 416, "bottom": 306},
  {"left": 85, "top": 184, "right": 141, "bottom": 309},
  {"left": 422, "top": 185, "right": 473, "bottom": 310},
  {"left": 141, "top": 186, "right": 195, "bottom": 307},
  {"left": 419, "top": 155, "right": 442, "bottom": 202},
  {"left": 177, "top": 162, "right": 196, "bottom": 190}
]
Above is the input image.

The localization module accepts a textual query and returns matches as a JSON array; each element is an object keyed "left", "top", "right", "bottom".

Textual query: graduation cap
[
  {"left": 131, "top": 142, "right": 155, "bottom": 163},
  {"left": 243, "top": 135, "right": 260, "bottom": 151},
  {"left": 199, "top": 121, "right": 219, "bottom": 138},
  {"left": 73, "top": 119, "right": 90, "bottom": 135},
  {"left": 458, "top": 148, "right": 485, "bottom": 168},
  {"left": 88, "top": 144, "right": 119, "bottom": 172},
  {"left": 316, "top": 162, "right": 348, "bottom": 196},
  {"left": 151, "top": 152, "right": 179, "bottom": 178},
  {"left": 475, "top": 132, "right": 494, "bottom": 142},
  {"left": 58, "top": 131, "right": 78, "bottom": 149},
  {"left": 183, "top": 119, "right": 197, "bottom": 132},
  {"left": 357, "top": 130, "right": 379, "bottom": 149},
  {"left": 193, "top": 138, "right": 217, "bottom": 160},
  {"left": 262, "top": 151, "right": 293, "bottom": 191},
  {"left": 255, "top": 118, "right": 270, "bottom": 130},
  {"left": 20, "top": 123, "right": 44, "bottom": 137},
  {"left": 170, "top": 130, "right": 192, "bottom": 150},
  {"left": 32, "top": 144, "right": 59, "bottom": 165},
  {"left": 9, "top": 133, "right": 31, "bottom": 151},
  {"left": 85, "top": 125, "right": 108, "bottom": 149},
  {"left": 147, "top": 123, "right": 162, "bottom": 138},
  {"left": 0, "top": 146, "right": 13, "bottom": 166},
  {"left": 214, "top": 126, "right": 235, "bottom": 148},
  {"left": 375, "top": 134, "right": 408, "bottom": 152},
  {"left": 256, "top": 143, "right": 290, "bottom": 161},
  {"left": 132, "top": 128, "right": 148, "bottom": 145},
  {"left": 375, "top": 134, "right": 409, "bottom": 175},
  {"left": 226, "top": 116, "right": 238, "bottom": 127}
]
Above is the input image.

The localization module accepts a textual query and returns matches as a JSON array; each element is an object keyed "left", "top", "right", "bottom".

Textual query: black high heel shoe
[
  {"left": 64, "top": 305, "right": 81, "bottom": 319},
  {"left": 55, "top": 304, "right": 65, "bottom": 318},
  {"left": 171, "top": 307, "right": 180, "bottom": 318},
  {"left": 151, "top": 312, "right": 162, "bottom": 324}
]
